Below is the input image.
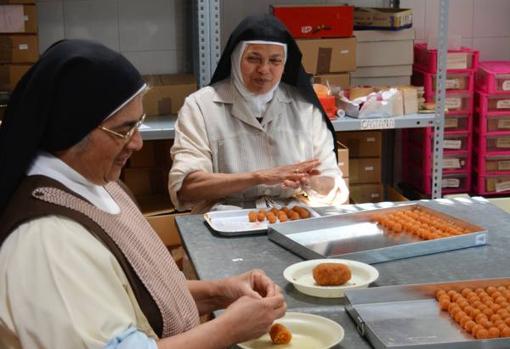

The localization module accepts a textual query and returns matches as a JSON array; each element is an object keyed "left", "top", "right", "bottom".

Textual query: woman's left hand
[{"left": 217, "top": 269, "right": 281, "bottom": 307}]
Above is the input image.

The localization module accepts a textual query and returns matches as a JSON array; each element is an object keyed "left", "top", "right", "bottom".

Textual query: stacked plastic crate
[
  {"left": 402, "top": 44, "right": 479, "bottom": 196},
  {"left": 473, "top": 62, "right": 510, "bottom": 196}
]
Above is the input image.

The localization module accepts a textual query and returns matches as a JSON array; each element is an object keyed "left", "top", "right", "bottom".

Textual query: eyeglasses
[{"left": 99, "top": 113, "right": 146, "bottom": 141}]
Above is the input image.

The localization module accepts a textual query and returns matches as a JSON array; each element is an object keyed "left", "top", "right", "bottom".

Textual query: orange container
[{"left": 319, "top": 95, "right": 337, "bottom": 119}]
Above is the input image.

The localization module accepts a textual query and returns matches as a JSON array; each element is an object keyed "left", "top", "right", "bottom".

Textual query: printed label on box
[
  {"left": 503, "top": 80, "right": 510, "bottom": 91},
  {"left": 18, "top": 44, "right": 28, "bottom": 50},
  {"left": 445, "top": 79, "right": 460, "bottom": 89},
  {"left": 445, "top": 117, "right": 459, "bottom": 129},
  {"left": 442, "top": 178, "right": 460, "bottom": 188},
  {"left": 496, "top": 137, "right": 510, "bottom": 148},
  {"left": 497, "top": 119, "right": 510, "bottom": 129},
  {"left": 446, "top": 53, "right": 468, "bottom": 70},
  {"left": 444, "top": 139, "right": 462, "bottom": 149},
  {"left": 366, "top": 137, "right": 376, "bottom": 142},
  {"left": 495, "top": 181, "right": 510, "bottom": 193},
  {"left": 443, "top": 158, "right": 461, "bottom": 169},
  {"left": 364, "top": 166, "right": 374, "bottom": 172},
  {"left": 497, "top": 99, "right": 510, "bottom": 109},
  {"left": 498, "top": 161, "right": 510, "bottom": 171},
  {"left": 370, "top": 193, "right": 380, "bottom": 198},
  {"left": 445, "top": 97, "right": 462, "bottom": 110}
]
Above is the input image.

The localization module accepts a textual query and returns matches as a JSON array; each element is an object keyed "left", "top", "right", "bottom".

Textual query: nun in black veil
[
  {"left": 169, "top": 15, "right": 349, "bottom": 213},
  {"left": 0, "top": 39, "right": 285, "bottom": 349}
]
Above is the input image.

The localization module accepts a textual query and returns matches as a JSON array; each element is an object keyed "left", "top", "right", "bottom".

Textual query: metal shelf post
[{"left": 432, "top": 0, "right": 449, "bottom": 199}]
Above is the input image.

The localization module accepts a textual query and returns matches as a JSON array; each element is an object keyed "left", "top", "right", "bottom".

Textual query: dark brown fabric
[{"left": 0, "top": 175, "right": 163, "bottom": 336}]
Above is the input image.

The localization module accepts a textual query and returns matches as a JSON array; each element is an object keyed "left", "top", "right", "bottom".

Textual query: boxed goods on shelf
[
  {"left": 355, "top": 29, "right": 414, "bottom": 67},
  {"left": 350, "top": 183, "right": 384, "bottom": 203},
  {"left": 337, "top": 130, "right": 382, "bottom": 158},
  {"left": 296, "top": 37, "right": 356, "bottom": 74},
  {"left": 414, "top": 43, "right": 479, "bottom": 73},
  {"left": 271, "top": 5, "right": 353, "bottom": 39},
  {"left": 476, "top": 61, "right": 510, "bottom": 94},
  {"left": 0, "top": 4, "right": 37, "bottom": 33},
  {"left": 313, "top": 73, "right": 350, "bottom": 88},
  {"left": 337, "top": 141, "right": 349, "bottom": 177},
  {"left": 476, "top": 91, "right": 510, "bottom": 114},
  {"left": 349, "top": 157, "right": 381, "bottom": 184},
  {"left": 0, "top": 63, "right": 29, "bottom": 90},
  {"left": 143, "top": 74, "right": 196, "bottom": 116},
  {"left": 0, "top": 34, "right": 38, "bottom": 63},
  {"left": 412, "top": 68, "right": 474, "bottom": 94},
  {"left": 353, "top": 7, "right": 412, "bottom": 30}
]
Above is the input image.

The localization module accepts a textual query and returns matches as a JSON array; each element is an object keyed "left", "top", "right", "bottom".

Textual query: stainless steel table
[{"left": 175, "top": 198, "right": 510, "bottom": 348}]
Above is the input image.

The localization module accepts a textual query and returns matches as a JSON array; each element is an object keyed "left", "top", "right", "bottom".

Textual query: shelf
[
  {"left": 140, "top": 115, "right": 177, "bottom": 140},
  {"left": 139, "top": 113, "right": 437, "bottom": 141}
]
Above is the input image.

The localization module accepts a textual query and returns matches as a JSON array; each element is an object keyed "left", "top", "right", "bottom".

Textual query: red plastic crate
[
  {"left": 404, "top": 170, "right": 471, "bottom": 196},
  {"left": 403, "top": 128, "right": 472, "bottom": 152},
  {"left": 473, "top": 172, "right": 510, "bottom": 196},
  {"left": 414, "top": 43, "right": 479, "bottom": 73},
  {"left": 476, "top": 61, "right": 510, "bottom": 94},
  {"left": 425, "top": 91, "right": 474, "bottom": 114},
  {"left": 475, "top": 111, "right": 510, "bottom": 134},
  {"left": 444, "top": 112, "right": 472, "bottom": 132},
  {"left": 412, "top": 68, "right": 474, "bottom": 95},
  {"left": 272, "top": 5, "right": 353, "bottom": 39},
  {"left": 474, "top": 150, "right": 510, "bottom": 174},
  {"left": 474, "top": 131, "right": 510, "bottom": 153},
  {"left": 476, "top": 91, "right": 510, "bottom": 114}
]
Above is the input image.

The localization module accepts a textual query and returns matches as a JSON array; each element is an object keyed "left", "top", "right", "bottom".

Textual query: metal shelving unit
[{"left": 140, "top": 0, "right": 449, "bottom": 199}]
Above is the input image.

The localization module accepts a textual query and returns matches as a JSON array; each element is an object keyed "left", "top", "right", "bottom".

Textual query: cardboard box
[
  {"left": 399, "top": 86, "right": 418, "bottom": 115},
  {"left": 0, "top": 34, "right": 38, "bottom": 63},
  {"left": 0, "top": 63, "right": 29, "bottom": 90},
  {"left": 354, "top": 7, "right": 413, "bottom": 30},
  {"left": 0, "top": 5, "right": 36, "bottom": 33},
  {"left": 122, "top": 167, "right": 167, "bottom": 196},
  {"left": 386, "top": 185, "right": 409, "bottom": 202},
  {"left": 272, "top": 5, "right": 353, "bottom": 39},
  {"left": 337, "top": 141, "right": 349, "bottom": 177},
  {"left": 314, "top": 73, "right": 350, "bottom": 89},
  {"left": 351, "top": 65, "right": 412, "bottom": 78},
  {"left": 128, "top": 139, "right": 172, "bottom": 169},
  {"left": 337, "top": 130, "right": 382, "bottom": 158},
  {"left": 355, "top": 29, "right": 414, "bottom": 67},
  {"left": 349, "top": 157, "right": 381, "bottom": 184},
  {"left": 350, "top": 183, "right": 384, "bottom": 203},
  {"left": 297, "top": 37, "right": 356, "bottom": 74},
  {"left": 146, "top": 213, "right": 185, "bottom": 247},
  {"left": 350, "top": 76, "right": 411, "bottom": 86},
  {"left": 143, "top": 74, "right": 196, "bottom": 116}
]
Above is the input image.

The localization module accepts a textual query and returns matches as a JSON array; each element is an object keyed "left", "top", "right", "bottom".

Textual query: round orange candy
[
  {"left": 439, "top": 298, "right": 450, "bottom": 311},
  {"left": 488, "top": 327, "right": 500, "bottom": 338},
  {"left": 475, "top": 328, "right": 489, "bottom": 339},
  {"left": 502, "top": 326, "right": 510, "bottom": 337},
  {"left": 464, "top": 320, "right": 476, "bottom": 332}
]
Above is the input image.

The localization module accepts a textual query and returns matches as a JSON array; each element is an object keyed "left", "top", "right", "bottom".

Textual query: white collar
[{"left": 27, "top": 152, "right": 120, "bottom": 214}]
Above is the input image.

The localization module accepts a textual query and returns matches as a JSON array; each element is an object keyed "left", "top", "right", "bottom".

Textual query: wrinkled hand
[
  {"left": 220, "top": 294, "right": 287, "bottom": 344},
  {"left": 255, "top": 159, "right": 321, "bottom": 189},
  {"left": 217, "top": 269, "right": 282, "bottom": 307}
]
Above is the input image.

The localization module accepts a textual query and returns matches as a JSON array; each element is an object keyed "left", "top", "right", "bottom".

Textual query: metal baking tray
[
  {"left": 267, "top": 203, "right": 487, "bottom": 264},
  {"left": 344, "top": 278, "right": 510, "bottom": 349},
  {"left": 204, "top": 207, "right": 320, "bottom": 237}
]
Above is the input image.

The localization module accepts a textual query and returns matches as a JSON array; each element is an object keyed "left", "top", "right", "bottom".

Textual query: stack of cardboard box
[
  {"left": 0, "top": 0, "right": 38, "bottom": 120},
  {"left": 338, "top": 130, "right": 383, "bottom": 203}
]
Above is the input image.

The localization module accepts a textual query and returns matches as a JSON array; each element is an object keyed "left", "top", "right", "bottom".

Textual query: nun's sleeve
[
  {"left": 169, "top": 95, "right": 213, "bottom": 211},
  {"left": 309, "top": 106, "right": 349, "bottom": 205}
]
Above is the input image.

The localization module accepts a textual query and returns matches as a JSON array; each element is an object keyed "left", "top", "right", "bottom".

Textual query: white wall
[
  {"left": 35, "top": 0, "right": 510, "bottom": 76},
  {"left": 36, "top": 0, "right": 192, "bottom": 75}
]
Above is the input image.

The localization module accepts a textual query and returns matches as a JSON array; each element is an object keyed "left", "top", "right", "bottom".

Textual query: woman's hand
[
  {"left": 255, "top": 159, "right": 321, "bottom": 189},
  {"left": 215, "top": 269, "right": 282, "bottom": 308}
]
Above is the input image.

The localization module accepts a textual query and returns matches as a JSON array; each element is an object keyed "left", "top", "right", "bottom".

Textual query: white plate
[
  {"left": 238, "top": 312, "right": 344, "bottom": 349},
  {"left": 283, "top": 259, "right": 379, "bottom": 298},
  {"left": 204, "top": 207, "right": 320, "bottom": 236}
]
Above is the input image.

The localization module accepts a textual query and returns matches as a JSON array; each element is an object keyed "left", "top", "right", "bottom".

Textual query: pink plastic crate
[
  {"left": 475, "top": 112, "right": 510, "bottom": 134},
  {"left": 412, "top": 68, "right": 474, "bottom": 95},
  {"left": 474, "top": 151, "right": 510, "bottom": 174},
  {"left": 476, "top": 91, "right": 510, "bottom": 114},
  {"left": 414, "top": 43, "right": 479, "bottom": 73},
  {"left": 426, "top": 92, "right": 474, "bottom": 113},
  {"left": 403, "top": 128, "right": 472, "bottom": 151},
  {"left": 403, "top": 146, "right": 471, "bottom": 174},
  {"left": 473, "top": 172, "right": 510, "bottom": 196},
  {"left": 404, "top": 170, "right": 471, "bottom": 195},
  {"left": 474, "top": 131, "right": 510, "bottom": 152},
  {"left": 444, "top": 113, "right": 472, "bottom": 132},
  {"left": 476, "top": 61, "right": 510, "bottom": 94}
]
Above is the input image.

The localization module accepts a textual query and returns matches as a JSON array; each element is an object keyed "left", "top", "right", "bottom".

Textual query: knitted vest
[{"left": 0, "top": 175, "right": 199, "bottom": 338}]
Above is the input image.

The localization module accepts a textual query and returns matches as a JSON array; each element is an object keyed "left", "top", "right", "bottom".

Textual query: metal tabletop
[{"left": 175, "top": 197, "right": 510, "bottom": 348}]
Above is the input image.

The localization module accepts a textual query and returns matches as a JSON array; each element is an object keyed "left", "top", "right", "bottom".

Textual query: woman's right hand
[
  {"left": 255, "top": 159, "right": 321, "bottom": 189},
  {"left": 219, "top": 294, "right": 287, "bottom": 344}
]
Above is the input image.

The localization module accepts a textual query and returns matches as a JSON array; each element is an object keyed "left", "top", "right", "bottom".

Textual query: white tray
[
  {"left": 204, "top": 207, "right": 320, "bottom": 236},
  {"left": 283, "top": 259, "right": 379, "bottom": 298}
]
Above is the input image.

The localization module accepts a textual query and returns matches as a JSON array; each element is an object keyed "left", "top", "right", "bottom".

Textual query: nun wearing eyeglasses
[
  {"left": 169, "top": 15, "right": 349, "bottom": 213},
  {"left": 0, "top": 39, "right": 285, "bottom": 349}
]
